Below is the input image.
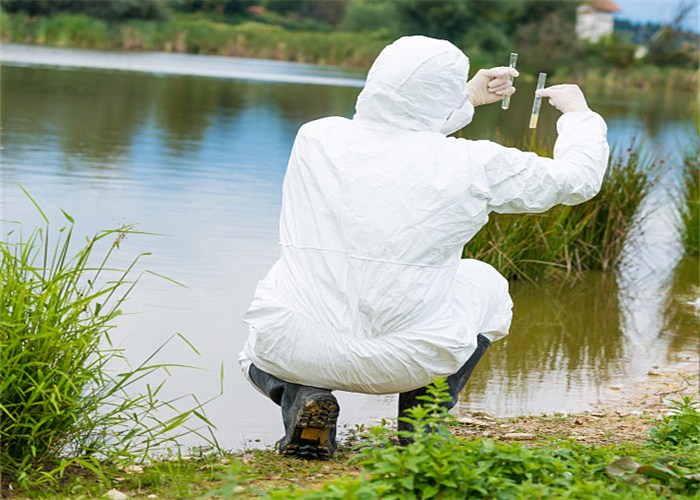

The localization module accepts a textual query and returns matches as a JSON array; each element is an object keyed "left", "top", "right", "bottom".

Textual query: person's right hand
[
  {"left": 465, "top": 67, "right": 519, "bottom": 107},
  {"left": 536, "top": 84, "right": 590, "bottom": 113}
]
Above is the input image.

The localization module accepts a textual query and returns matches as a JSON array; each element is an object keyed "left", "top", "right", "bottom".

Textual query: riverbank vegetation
[
  {"left": 1, "top": 0, "right": 698, "bottom": 92},
  {"left": 463, "top": 139, "right": 660, "bottom": 281},
  {"left": 0, "top": 197, "right": 218, "bottom": 490},
  {"left": 5, "top": 375, "right": 699, "bottom": 499}
]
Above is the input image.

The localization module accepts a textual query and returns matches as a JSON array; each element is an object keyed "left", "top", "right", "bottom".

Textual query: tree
[
  {"left": 514, "top": 11, "right": 583, "bottom": 74},
  {"left": 1, "top": 0, "right": 169, "bottom": 20},
  {"left": 647, "top": 0, "right": 699, "bottom": 67}
]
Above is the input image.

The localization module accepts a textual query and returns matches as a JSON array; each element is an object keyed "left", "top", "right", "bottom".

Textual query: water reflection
[
  {"left": 2, "top": 47, "right": 698, "bottom": 448},
  {"left": 459, "top": 272, "right": 626, "bottom": 415},
  {"left": 661, "top": 257, "right": 700, "bottom": 358}
]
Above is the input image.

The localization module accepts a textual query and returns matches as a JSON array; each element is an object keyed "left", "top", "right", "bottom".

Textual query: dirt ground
[{"left": 449, "top": 357, "right": 700, "bottom": 446}]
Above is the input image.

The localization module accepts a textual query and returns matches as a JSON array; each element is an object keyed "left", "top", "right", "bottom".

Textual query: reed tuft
[
  {"left": 463, "top": 138, "right": 658, "bottom": 281},
  {"left": 0, "top": 193, "right": 218, "bottom": 490}
]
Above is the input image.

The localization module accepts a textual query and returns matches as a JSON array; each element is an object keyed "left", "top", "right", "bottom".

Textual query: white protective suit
[{"left": 240, "top": 36, "right": 609, "bottom": 395}]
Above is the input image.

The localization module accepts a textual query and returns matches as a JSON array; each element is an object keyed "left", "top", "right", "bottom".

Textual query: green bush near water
[
  {"left": 463, "top": 140, "right": 658, "bottom": 281},
  {"left": 0, "top": 196, "right": 217, "bottom": 489}
]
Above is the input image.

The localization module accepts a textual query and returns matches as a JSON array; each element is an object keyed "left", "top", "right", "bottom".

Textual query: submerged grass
[
  {"left": 678, "top": 143, "right": 700, "bottom": 256},
  {"left": 0, "top": 192, "right": 219, "bottom": 491},
  {"left": 463, "top": 138, "right": 658, "bottom": 281}
]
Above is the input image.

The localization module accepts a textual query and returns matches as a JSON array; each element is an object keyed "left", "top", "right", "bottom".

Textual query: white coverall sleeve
[{"left": 476, "top": 112, "right": 609, "bottom": 214}]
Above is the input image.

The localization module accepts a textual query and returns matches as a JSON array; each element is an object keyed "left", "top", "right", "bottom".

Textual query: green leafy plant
[
  {"left": 0, "top": 192, "right": 219, "bottom": 490},
  {"left": 648, "top": 395, "right": 700, "bottom": 448}
]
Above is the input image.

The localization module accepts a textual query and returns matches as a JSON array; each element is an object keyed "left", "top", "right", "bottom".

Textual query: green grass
[
  {"left": 0, "top": 191, "right": 218, "bottom": 490},
  {"left": 463, "top": 139, "right": 658, "bottom": 281}
]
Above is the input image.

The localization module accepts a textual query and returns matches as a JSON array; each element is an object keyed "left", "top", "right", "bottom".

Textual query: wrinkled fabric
[{"left": 240, "top": 36, "right": 609, "bottom": 394}]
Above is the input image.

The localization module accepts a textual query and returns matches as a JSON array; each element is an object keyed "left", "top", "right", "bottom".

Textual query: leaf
[
  {"left": 637, "top": 463, "right": 680, "bottom": 480},
  {"left": 605, "top": 457, "right": 641, "bottom": 479},
  {"left": 60, "top": 209, "right": 74, "bottom": 224}
]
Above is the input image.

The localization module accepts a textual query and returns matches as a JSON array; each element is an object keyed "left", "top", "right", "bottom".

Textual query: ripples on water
[{"left": 2, "top": 45, "right": 697, "bottom": 449}]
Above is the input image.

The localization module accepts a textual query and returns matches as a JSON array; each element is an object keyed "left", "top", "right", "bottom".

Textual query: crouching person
[{"left": 239, "top": 35, "right": 609, "bottom": 459}]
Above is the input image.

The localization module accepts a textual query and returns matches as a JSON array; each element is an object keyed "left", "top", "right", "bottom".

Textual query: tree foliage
[{"left": 1, "top": 0, "right": 168, "bottom": 21}]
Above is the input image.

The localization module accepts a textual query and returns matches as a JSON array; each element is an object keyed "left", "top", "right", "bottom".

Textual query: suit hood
[{"left": 354, "top": 36, "right": 474, "bottom": 134}]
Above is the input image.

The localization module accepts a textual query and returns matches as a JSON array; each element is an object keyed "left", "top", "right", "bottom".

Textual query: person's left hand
[{"left": 465, "top": 67, "right": 519, "bottom": 106}]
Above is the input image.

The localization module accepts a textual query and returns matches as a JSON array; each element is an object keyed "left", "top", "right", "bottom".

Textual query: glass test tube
[
  {"left": 501, "top": 52, "right": 518, "bottom": 110},
  {"left": 529, "top": 72, "right": 547, "bottom": 129}
]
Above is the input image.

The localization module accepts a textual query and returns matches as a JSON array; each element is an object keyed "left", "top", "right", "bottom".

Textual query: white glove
[
  {"left": 536, "top": 84, "right": 590, "bottom": 113},
  {"left": 465, "top": 67, "right": 519, "bottom": 107}
]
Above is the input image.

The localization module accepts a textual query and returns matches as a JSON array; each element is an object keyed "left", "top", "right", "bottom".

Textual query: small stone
[
  {"left": 609, "top": 386, "right": 621, "bottom": 391},
  {"left": 503, "top": 433, "right": 536, "bottom": 440},
  {"left": 648, "top": 370, "right": 661, "bottom": 376},
  {"left": 105, "top": 490, "right": 128, "bottom": 500},
  {"left": 591, "top": 412, "right": 606, "bottom": 418},
  {"left": 574, "top": 418, "right": 584, "bottom": 425},
  {"left": 233, "top": 486, "right": 245, "bottom": 493},
  {"left": 457, "top": 417, "right": 490, "bottom": 427},
  {"left": 147, "top": 495, "right": 158, "bottom": 499}
]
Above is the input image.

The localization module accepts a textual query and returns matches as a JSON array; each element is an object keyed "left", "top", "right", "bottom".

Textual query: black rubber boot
[
  {"left": 249, "top": 364, "right": 339, "bottom": 460},
  {"left": 397, "top": 333, "right": 492, "bottom": 445}
]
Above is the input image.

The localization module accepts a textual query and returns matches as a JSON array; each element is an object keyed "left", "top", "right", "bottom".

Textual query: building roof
[{"left": 587, "top": 0, "right": 621, "bottom": 12}]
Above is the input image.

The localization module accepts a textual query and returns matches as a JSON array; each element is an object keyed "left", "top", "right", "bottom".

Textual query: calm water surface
[{"left": 2, "top": 45, "right": 698, "bottom": 449}]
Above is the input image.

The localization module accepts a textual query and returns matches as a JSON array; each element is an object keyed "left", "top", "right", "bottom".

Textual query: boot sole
[{"left": 280, "top": 394, "right": 339, "bottom": 460}]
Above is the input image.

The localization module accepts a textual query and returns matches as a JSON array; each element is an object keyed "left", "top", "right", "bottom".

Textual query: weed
[{"left": 648, "top": 395, "right": 700, "bottom": 448}]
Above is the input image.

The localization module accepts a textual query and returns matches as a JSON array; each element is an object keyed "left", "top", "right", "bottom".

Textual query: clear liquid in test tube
[
  {"left": 529, "top": 72, "right": 547, "bottom": 129},
  {"left": 501, "top": 52, "right": 518, "bottom": 110}
]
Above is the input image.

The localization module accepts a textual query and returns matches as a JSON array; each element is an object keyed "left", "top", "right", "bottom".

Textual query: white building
[{"left": 576, "top": 0, "right": 621, "bottom": 42}]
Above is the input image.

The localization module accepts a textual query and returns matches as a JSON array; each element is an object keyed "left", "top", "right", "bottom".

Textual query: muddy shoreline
[{"left": 450, "top": 355, "right": 699, "bottom": 446}]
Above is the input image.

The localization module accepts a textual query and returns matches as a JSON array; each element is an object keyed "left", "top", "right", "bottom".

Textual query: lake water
[{"left": 2, "top": 44, "right": 698, "bottom": 451}]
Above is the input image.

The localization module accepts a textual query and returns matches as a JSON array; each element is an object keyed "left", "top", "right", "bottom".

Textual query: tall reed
[
  {"left": 463, "top": 139, "right": 658, "bottom": 281},
  {"left": 0, "top": 195, "right": 218, "bottom": 490}
]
